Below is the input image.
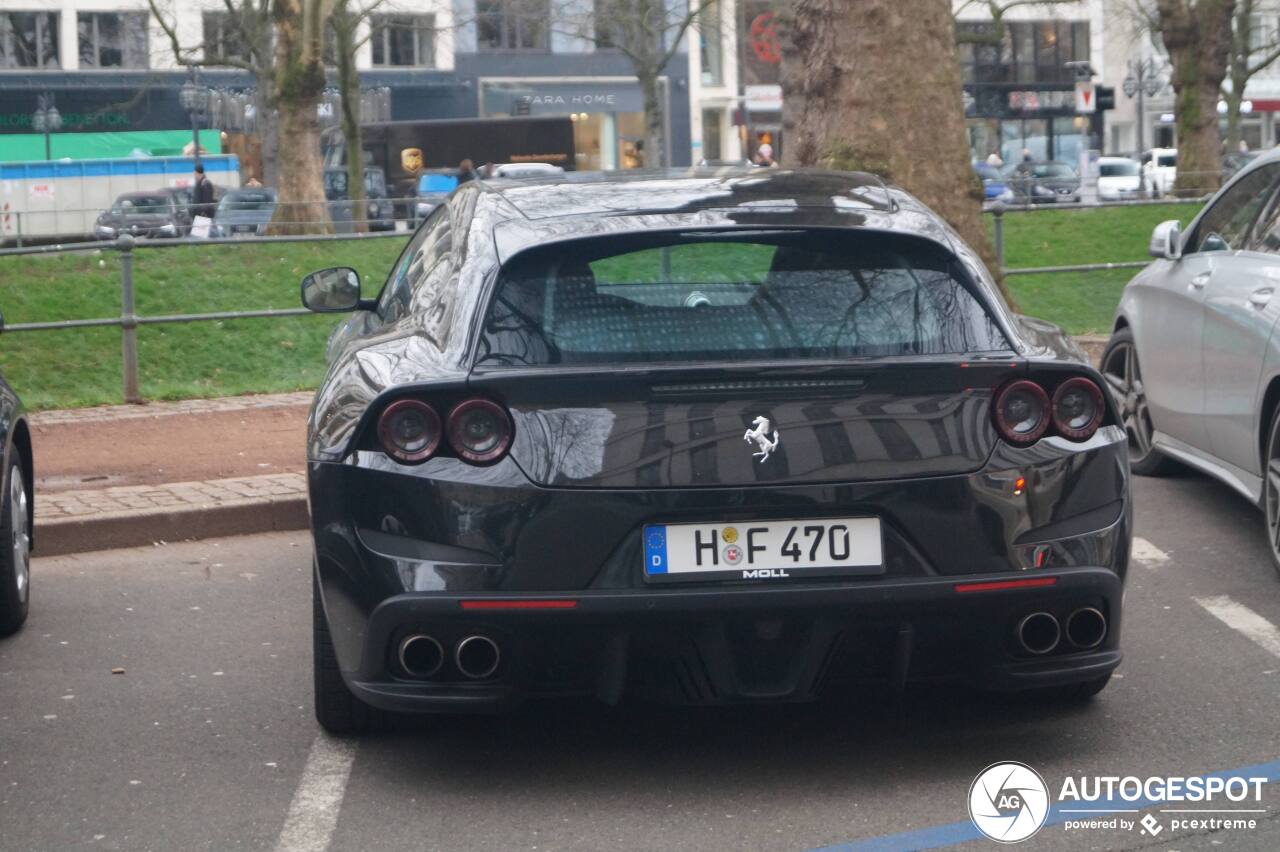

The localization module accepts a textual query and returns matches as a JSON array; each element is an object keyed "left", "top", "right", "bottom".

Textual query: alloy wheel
[
  {"left": 1102, "top": 340, "right": 1155, "bottom": 463},
  {"left": 11, "top": 469, "right": 28, "bottom": 605},
  {"left": 1267, "top": 417, "right": 1280, "bottom": 572}
]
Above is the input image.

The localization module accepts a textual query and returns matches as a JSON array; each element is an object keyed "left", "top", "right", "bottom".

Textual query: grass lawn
[
  {"left": 999, "top": 202, "right": 1202, "bottom": 335},
  {"left": 0, "top": 238, "right": 406, "bottom": 409},
  {"left": 0, "top": 202, "right": 1208, "bottom": 409}
]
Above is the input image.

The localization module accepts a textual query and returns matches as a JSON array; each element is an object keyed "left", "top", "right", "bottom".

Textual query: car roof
[{"left": 480, "top": 168, "right": 904, "bottom": 220}]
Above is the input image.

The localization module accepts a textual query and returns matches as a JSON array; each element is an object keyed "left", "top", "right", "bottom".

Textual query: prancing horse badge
[{"left": 743, "top": 416, "right": 780, "bottom": 463}]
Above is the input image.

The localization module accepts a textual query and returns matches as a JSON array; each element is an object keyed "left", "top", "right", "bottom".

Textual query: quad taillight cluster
[
  {"left": 992, "top": 377, "right": 1105, "bottom": 445},
  {"left": 377, "top": 398, "right": 513, "bottom": 465}
]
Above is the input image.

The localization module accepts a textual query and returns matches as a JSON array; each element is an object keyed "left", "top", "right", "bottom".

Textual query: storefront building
[{"left": 0, "top": 1, "right": 693, "bottom": 169}]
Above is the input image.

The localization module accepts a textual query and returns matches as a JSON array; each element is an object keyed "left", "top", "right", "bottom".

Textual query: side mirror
[
  {"left": 1149, "top": 220, "right": 1182, "bottom": 260},
  {"left": 302, "top": 267, "right": 361, "bottom": 312}
]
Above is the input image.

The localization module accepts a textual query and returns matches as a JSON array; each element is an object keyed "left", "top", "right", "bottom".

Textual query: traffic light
[{"left": 1096, "top": 86, "right": 1116, "bottom": 111}]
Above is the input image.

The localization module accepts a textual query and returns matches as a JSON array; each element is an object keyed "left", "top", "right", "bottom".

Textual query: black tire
[
  {"left": 1262, "top": 406, "right": 1280, "bottom": 580},
  {"left": 313, "top": 570, "right": 382, "bottom": 735},
  {"left": 0, "top": 455, "right": 30, "bottom": 637},
  {"left": 1100, "top": 328, "right": 1179, "bottom": 476}
]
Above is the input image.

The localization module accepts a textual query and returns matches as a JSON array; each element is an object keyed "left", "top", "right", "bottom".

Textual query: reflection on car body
[{"left": 301, "top": 169, "right": 1131, "bottom": 734}]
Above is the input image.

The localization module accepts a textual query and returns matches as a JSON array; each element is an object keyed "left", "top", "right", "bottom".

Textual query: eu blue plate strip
[
  {"left": 643, "top": 526, "right": 668, "bottom": 575},
  {"left": 812, "top": 757, "right": 1280, "bottom": 852}
]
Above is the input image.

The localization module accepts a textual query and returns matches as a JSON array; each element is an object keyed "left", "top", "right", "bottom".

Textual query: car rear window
[
  {"left": 476, "top": 231, "right": 1009, "bottom": 366},
  {"left": 1100, "top": 161, "right": 1139, "bottom": 177},
  {"left": 222, "top": 191, "right": 275, "bottom": 210}
]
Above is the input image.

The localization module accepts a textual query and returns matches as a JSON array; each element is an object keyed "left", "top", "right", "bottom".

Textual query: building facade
[{"left": 0, "top": 0, "right": 695, "bottom": 168}]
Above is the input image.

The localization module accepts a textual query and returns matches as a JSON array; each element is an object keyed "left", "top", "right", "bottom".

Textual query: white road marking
[
  {"left": 273, "top": 735, "right": 357, "bottom": 852},
  {"left": 1131, "top": 537, "right": 1169, "bottom": 567},
  {"left": 1194, "top": 595, "right": 1280, "bottom": 659}
]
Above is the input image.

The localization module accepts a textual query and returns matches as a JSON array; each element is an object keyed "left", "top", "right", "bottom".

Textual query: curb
[{"left": 37, "top": 495, "right": 309, "bottom": 557}]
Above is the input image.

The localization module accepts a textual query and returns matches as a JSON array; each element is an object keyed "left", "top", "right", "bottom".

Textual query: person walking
[
  {"left": 456, "top": 159, "right": 479, "bottom": 184},
  {"left": 192, "top": 164, "right": 216, "bottom": 219},
  {"left": 753, "top": 143, "right": 777, "bottom": 168}
]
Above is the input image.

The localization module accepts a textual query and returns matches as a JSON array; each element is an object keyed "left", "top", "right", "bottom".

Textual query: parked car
[
  {"left": 210, "top": 188, "right": 278, "bottom": 238},
  {"left": 300, "top": 169, "right": 1131, "bottom": 733},
  {"left": 414, "top": 172, "right": 458, "bottom": 220},
  {"left": 0, "top": 326, "right": 33, "bottom": 637},
  {"left": 1141, "top": 148, "right": 1178, "bottom": 195},
  {"left": 490, "top": 162, "right": 565, "bottom": 179},
  {"left": 973, "top": 161, "right": 1014, "bottom": 205},
  {"left": 325, "top": 167, "right": 396, "bottom": 232},
  {"left": 1105, "top": 150, "right": 1280, "bottom": 573},
  {"left": 93, "top": 191, "right": 186, "bottom": 239},
  {"left": 1097, "top": 157, "right": 1144, "bottom": 201},
  {"left": 1004, "top": 160, "right": 1081, "bottom": 204}
]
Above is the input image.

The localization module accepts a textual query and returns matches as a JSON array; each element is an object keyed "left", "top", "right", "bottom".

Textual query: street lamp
[
  {"left": 30, "top": 93, "right": 62, "bottom": 161},
  {"left": 178, "top": 67, "right": 209, "bottom": 167},
  {"left": 1123, "top": 58, "right": 1165, "bottom": 154}
]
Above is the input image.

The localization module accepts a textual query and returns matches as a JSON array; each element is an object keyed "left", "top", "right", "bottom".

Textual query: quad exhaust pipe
[
  {"left": 1065, "top": 607, "right": 1107, "bottom": 649},
  {"left": 455, "top": 635, "right": 501, "bottom": 679},
  {"left": 398, "top": 634, "right": 445, "bottom": 678},
  {"left": 1016, "top": 612, "right": 1060, "bottom": 655}
]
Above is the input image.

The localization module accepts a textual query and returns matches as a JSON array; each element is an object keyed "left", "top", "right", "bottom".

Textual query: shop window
[
  {"left": 203, "top": 12, "right": 250, "bottom": 65},
  {"left": 0, "top": 12, "right": 60, "bottom": 68},
  {"left": 78, "top": 12, "right": 149, "bottom": 68},
  {"left": 476, "top": 0, "right": 548, "bottom": 52},
  {"left": 371, "top": 15, "right": 435, "bottom": 66}
]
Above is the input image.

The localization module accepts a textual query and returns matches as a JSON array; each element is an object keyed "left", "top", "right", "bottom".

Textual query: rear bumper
[{"left": 331, "top": 565, "right": 1124, "bottom": 713}]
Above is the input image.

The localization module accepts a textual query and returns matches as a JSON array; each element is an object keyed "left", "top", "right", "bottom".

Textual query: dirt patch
[{"left": 33, "top": 404, "right": 309, "bottom": 493}]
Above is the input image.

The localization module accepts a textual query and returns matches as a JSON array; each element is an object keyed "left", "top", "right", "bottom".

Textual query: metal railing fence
[{"left": 0, "top": 230, "right": 407, "bottom": 403}]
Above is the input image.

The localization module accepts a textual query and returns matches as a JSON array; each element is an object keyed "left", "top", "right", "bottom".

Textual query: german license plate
[{"left": 643, "top": 517, "right": 883, "bottom": 583}]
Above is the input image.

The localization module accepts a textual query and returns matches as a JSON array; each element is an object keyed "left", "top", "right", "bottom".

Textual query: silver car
[{"left": 1105, "top": 152, "right": 1280, "bottom": 572}]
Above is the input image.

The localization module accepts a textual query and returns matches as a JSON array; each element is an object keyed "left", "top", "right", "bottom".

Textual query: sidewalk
[{"left": 33, "top": 392, "right": 312, "bottom": 555}]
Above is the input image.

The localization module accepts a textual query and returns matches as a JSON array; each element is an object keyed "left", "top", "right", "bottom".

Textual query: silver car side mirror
[{"left": 1149, "top": 220, "right": 1182, "bottom": 260}]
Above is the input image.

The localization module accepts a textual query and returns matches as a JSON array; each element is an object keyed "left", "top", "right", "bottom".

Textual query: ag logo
[{"left": 968, "top": 762, "right": 1050, "bottom": 843}]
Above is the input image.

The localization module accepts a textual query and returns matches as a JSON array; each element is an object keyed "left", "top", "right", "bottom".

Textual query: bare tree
[
  {"left": 329, "top": 0, "right": 386, "bottom": 233},
  {"left": 1225, "top": 0, "right": 1280, "bottom": 150},
  {"left": 781, "top": 0, "right": 1009, "bottom": 300},
  {"left": 953, "top": 0, "right": 1083, "bottom": 45},
  {"left": 551, "top": 0, "right": 716, "bottom": 167},
  {"left": 1147, "top": 0, "right": 1236, "bottom": 194},
  {"left": 147, "top": 0, "right": 279, "bottom": 186},
  {"left": 270, "top": 0, "right": 337, "bottom": 233}
]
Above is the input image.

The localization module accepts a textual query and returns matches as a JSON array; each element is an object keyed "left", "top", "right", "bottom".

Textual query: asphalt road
[{"left": 5, "top": 471, "right": 1280, "bottom": 852}]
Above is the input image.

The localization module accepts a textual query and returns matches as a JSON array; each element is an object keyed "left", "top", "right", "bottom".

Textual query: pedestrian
[
  {"left": 192, "top": 164, "right": 216, "bottom": 219},
  {"left": 457, "top": 159, "right": 478, "bottom": 184},
  {"left": 1021, "top": 148, "right": 1033, "bottom": 164},
  {"left": 753, "top": 143, "right": 777, "bottom": 168}
]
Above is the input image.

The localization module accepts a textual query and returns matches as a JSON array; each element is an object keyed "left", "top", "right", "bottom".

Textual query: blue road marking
[
  {"left": 811, "top": 757, "right": 1280, "bottom": 852},
  {"left": 644, "top": 525, "right": 668, "bottom": 575}
]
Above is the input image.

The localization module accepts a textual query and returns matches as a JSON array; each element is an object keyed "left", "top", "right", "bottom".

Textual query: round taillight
[
  {"left": 993, "top": 380, "right": 1051, "bottom": 445},
  {"left": 1052, "top": 377, "right": 1104, "bottom": 441},
  {"left": 377, "top": 399, "right": 441, "bottom": 464},
  {"left": 447, "top": 399, "right": 513, "bottom": 464}
]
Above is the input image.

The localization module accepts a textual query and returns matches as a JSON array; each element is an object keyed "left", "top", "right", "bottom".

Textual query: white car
[
  {"left": 1142, "top": 148, "right": 1177, "bottom": 195},
  {"left": 1097, "top": 157, "right": 1143, "bottom": 201}
]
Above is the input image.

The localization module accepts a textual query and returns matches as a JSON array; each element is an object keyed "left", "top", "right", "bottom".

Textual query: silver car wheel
[
  {"left": 11, "top": 467, "right": 28, "bottom": 605},
  {"left": 1102, "top": 340, "right": 1155, "bottom": 462},
  {"left": 1266, "top": 417, "right": 1280, "bottom": 570}
]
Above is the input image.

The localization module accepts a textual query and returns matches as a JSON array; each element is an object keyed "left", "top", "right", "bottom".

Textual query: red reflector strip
[
  {"left": 459, "top": 599, "right": 578, "bottom": 610},
  {"left": 953, "top": 577, "right": 1058, "bottom": 594}
]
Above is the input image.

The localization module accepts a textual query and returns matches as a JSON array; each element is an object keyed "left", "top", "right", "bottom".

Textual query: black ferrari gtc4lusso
[{"left": 301, "top": 169, "right": 1131, "bottom": 734}]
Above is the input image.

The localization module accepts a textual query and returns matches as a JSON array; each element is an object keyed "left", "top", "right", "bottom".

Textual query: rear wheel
[
  {"left": 0, "top": 456, "right": 30, "bottom": 637},
  {"left": 314, "top": 571, "right": 383, "bottom": 735},
  {"left": 1101, "top": 328, "right": 1177, "bottom": 476},
  {"left": 1262, "top": 407, "right": 1280, "bottom": 580}
]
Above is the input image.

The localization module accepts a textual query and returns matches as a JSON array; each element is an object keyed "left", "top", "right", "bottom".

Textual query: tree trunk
[
  {"left": 1224, "top": 86, "right": 1244, "bottom": 152},
  {"left": 268, "top": 0, "right": 333, "bottom": 235},
  {"left": 334, "top": 11, "right": 366, "bottom": 233},
  {"left": 254, "top": 81, "right": 279, "bottom": 188},
  {"left": 781, "top": 0, "right": 1008, "bottom": 301},
  {"left": 640, "top": 71, "right": 665, "bottom": 168},
  {"left": 1156, "top": 0, "right": 1235, "bottom": 196}
]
